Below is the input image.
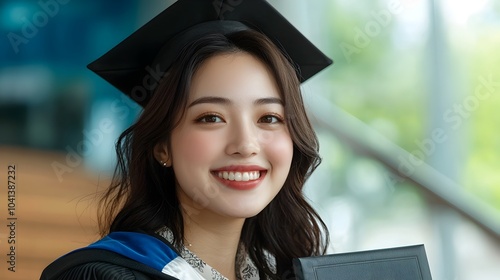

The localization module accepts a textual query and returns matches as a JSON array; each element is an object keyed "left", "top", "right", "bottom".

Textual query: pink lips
[{"left": 212, "top": 165, "right": 267, "bottom": 190}]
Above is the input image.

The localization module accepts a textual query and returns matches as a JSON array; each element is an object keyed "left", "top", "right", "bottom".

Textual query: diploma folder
[{"left": 293, "top": 244, "right": 432, "bottom": 280}]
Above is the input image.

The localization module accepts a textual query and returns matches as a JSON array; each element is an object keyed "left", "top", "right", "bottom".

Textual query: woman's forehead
[{"left": 188, "top": 53, "right": 281, "bottom": 102}]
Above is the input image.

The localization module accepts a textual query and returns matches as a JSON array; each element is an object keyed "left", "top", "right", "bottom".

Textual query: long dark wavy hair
[{"left": 98, "top": 29, "right": 329, "bottom": 279}]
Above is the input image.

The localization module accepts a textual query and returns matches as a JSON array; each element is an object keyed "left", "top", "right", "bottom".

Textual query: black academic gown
[{"left": 40, "top": 232, "right": 181, "bottom": 280}]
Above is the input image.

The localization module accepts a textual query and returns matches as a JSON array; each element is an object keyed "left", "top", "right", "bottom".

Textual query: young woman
[{"left": 41, "top": 1, "right": 332, "bottom": 279}]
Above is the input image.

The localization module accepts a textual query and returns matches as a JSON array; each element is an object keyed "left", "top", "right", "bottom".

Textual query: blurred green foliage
[
  {"left": 322, "top": 0, "right": 500, "bottom": 211},
  {"left": 464, "top": 24, "right": 500, "bottom": 210}
]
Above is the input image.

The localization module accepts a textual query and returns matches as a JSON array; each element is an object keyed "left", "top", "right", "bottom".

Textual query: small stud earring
[{"left": 159, "top": 160, "right": 167, "bottom": 167}]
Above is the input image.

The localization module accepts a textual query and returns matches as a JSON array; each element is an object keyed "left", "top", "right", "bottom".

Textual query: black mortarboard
[{"left": 87, "top": 0, "right": 333, "bottom": 107}]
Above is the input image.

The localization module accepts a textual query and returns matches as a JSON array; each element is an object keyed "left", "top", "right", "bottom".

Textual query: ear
[{"left": 154, "top": 141, "right": 172, "bottom": 167}]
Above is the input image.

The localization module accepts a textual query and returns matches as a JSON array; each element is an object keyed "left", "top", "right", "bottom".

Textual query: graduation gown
[{"left": 40, "top": 231, "right": 209, "bottom": 280}]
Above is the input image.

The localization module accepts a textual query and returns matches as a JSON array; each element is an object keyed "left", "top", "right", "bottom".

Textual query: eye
[
  {"left": 259, "top": 114, "right": 284, "bottom": 124},
  {"left": 195, "top": 113, "right": 224, "bottom": 123}
]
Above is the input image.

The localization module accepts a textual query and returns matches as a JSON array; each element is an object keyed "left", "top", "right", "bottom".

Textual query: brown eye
[
  {"left": 196, "top": 114, "right": 224, "bottom": 123},
  {"left": 259, "top": 115, "right": 283, "bottom": 124}
]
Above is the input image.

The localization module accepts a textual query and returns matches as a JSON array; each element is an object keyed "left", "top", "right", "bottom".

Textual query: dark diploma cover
[{"left": 293, "top": 244, "right": 432, "bottom": 280}]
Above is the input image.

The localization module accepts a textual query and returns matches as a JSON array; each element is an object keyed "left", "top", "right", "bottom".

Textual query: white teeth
[
  {"left": 242, "top": 172, "right": 249, "bottom": 181},
  {"left": 217, "top": 171, "right": 261, "bottom": 181}
]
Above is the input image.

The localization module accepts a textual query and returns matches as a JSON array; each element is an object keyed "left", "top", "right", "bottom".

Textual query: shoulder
[
  {"left": 40, "top": 232, "right": 180, "bottom": 280},
  {"left": 40, "top": 248, "right": 178, "bottom": 280}
]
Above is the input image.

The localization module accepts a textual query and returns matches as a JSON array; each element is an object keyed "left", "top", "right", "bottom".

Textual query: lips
[{"left": 211, "top": 165, "right": 266, "bottom": 190}]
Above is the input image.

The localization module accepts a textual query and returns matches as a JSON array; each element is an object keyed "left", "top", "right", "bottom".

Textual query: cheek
[
  {"left": 262, "top": 131, "right": 294, "bottom": 167},
  {"left": 172, "top": 130, "right": 220, "bottom": 165}
]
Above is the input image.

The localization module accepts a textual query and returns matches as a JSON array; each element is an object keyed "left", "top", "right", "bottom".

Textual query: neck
[{"left": 181, "top": 203, "right": 246, "bottom": 280}]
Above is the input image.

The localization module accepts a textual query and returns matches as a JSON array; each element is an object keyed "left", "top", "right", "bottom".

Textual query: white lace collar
[{"left": 157, "top": 227, "right": 260, "bottom": 280}]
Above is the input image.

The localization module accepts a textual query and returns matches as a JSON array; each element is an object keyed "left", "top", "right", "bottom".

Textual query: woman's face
[{"left": 163, "top": 52, "right": 293, "bottom": 219}]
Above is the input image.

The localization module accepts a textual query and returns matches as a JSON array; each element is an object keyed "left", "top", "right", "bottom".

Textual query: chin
[{"left": 221, "top": 204, "right": 268, "bottom": 219}]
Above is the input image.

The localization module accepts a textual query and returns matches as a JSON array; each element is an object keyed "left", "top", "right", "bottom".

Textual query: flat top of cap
[{"left": 87, "top": 0, "right": 333, "bottom": 107}]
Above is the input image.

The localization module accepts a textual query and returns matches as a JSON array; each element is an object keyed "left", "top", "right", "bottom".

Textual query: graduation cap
[{"left": 87, "top": 0, "right": 333, "bottom": 107}]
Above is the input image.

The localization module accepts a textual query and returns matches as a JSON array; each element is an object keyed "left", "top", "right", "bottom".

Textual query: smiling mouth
[{"left": 216, "top": 171, "right": 261, "bottom": 181}]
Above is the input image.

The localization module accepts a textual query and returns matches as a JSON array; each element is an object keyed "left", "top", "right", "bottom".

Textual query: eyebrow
[
  {"left": 254, "top": 97, "right": 284, "bottom": 106},
  {"left": 188, "top": 96, "right": 284, "bottom": 108}
]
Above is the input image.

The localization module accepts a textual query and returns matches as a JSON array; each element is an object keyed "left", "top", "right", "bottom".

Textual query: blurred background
[{"left": 1, "top": 0, "right": 499, "bottom": 279}]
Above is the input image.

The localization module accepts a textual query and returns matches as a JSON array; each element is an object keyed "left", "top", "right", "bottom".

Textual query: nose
[{"left": 225, "top": 118, "right": 260, "bottom": 157}]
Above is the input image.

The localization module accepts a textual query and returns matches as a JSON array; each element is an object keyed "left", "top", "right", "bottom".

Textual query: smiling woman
[
  {"left": 40, "top": 0, "right": 332, "bottom": 279},
  {"left": 162, "top": 52, "right": 293, "bottom": 219}
]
